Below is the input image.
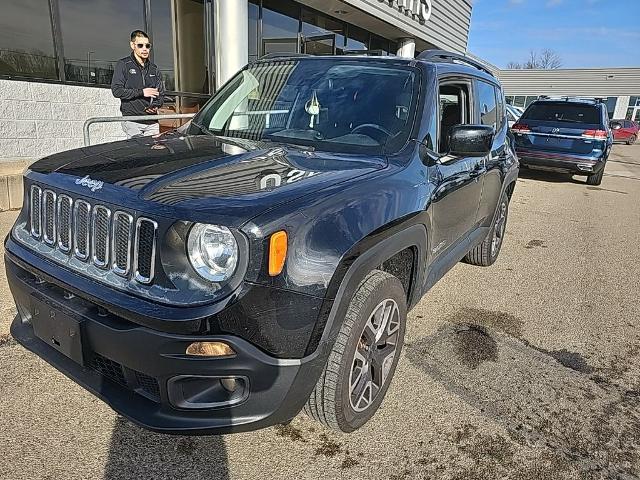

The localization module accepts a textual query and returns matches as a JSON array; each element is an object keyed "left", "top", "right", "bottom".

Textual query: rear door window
[{"left": 522, "top": 103, "right": 600, "bottom": 124}]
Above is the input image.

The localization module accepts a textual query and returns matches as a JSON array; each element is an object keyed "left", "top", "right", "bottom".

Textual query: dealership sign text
[{"left": 380, "top": 0, "right": 433, "bottom": 23}]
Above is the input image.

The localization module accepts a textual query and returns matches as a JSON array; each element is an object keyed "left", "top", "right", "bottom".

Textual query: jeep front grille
[
  {"left": 57, "top": 195, "right": 72, "bottom": 253},
  {"left": 92, "top": 205, "right": 111, "bottom": 268},
  {"left": 112, "top": 212, "right": 133, "bottom": 275},
  {"left": 134, "top": 218, "right": 157, "bottom": 284},
  {"left": 73, "top": 200, "right": 91, "bottom": 260},
  {"left": 28, "top": 185, "right": 158, "bottom": 284},
  {"left": 30, "top": 186, "right": 42, "bottom": 238},
  {"left": 42, "top": 190, "right": 56, "bottom": 246}
]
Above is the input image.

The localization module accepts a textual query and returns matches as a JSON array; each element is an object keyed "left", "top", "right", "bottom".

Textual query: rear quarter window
[{"left": 522, "top": 103, "right": 600, "bottom": 124}]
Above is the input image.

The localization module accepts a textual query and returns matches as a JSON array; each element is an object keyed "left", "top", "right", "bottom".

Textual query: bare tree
[
  {"left": 507, "top": 49, "right": 562, "bottom": 69},
  {"left": 538, "top": 49, "right": 562, "bottom": 69}
]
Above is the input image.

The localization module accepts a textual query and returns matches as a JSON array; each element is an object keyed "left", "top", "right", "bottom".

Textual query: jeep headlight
[{"left": 187, "top": 224, "right": 239, "bottom": 282}]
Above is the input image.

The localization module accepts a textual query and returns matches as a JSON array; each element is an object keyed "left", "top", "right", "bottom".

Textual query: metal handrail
[{"left": 83, "top": 114, "right": 195, "bottom": 146}]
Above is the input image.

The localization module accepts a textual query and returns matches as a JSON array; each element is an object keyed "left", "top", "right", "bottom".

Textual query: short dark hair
[{"left": 130, "top": 30, "right": 149, "bottom": 41}]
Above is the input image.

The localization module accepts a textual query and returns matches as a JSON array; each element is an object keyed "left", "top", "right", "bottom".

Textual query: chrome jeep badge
[{"left": 75, "top": 175, "right": 104, "bottom": 192}]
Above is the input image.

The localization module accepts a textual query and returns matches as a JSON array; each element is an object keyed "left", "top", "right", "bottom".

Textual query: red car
[{"left": 610, "top": 119, "right": 639, "bottom": 145}]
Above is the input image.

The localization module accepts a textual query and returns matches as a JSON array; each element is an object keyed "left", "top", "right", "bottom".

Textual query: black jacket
[{"left": 111, "top": 54, "right": 165, "bottom": 122}]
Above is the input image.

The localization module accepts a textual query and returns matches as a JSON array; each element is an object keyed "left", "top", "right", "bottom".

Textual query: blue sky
[{"left": 468, "top": 0, "right": 640, "bottom": 68}]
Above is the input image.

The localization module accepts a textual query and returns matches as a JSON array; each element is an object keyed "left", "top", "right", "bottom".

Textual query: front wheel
[
  {"left": 464, "top": 190, "right": 510, "bottom": 267},
  {"left": 304, "top": 270, "right": 407, "bottom": 433}
]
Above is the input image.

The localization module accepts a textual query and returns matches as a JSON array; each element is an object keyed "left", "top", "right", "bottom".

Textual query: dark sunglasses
[{"left": 136, "top": 43, "right": 152, "bottom": 49}]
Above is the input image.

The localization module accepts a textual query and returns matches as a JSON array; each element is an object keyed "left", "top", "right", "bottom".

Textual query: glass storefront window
[
  {"left": 524, "top": 96, "right": 536, "bottom": 107},
  {"left": 604, "top": 96, "right": 617, "bottom": 119},
  {"left": 172, "top": 0, "right": 208, "bottom": 94},
  {"left": 301, "top": 9, "right": 345, "bottom": 55},
  {"left": 151, "top": 0, "right": 208, "bottom": 95},
  {"left": 151, "top": 0, "right": 175, "bottom": 91},
  {"left": 370, "top": 35, "right": 390, "bottom": 55},
  {"left": 626, "top": 108, "right": 640, "bottom": 122},
  {"left": 248, "top": 1, "right": 259, "bottom": 62},
  {"left": 262, "top": 0, "right": 300, "bottom": 55},
  {"left": 0, "top": 0, "right": 57, "bottom": 79},
  {"left": 512, "top": 96, "right": 526, "bottom": 108},
  {"left": 58, "top": 0, "right": 145, "bottom": 85},
  {"left": 346, "top": 25, "right": 369, "bottom": 52}
]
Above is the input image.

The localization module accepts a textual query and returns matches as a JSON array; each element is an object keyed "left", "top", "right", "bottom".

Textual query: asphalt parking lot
[{"left": 1, "top": 145, "right": 639, "bottom": 480}]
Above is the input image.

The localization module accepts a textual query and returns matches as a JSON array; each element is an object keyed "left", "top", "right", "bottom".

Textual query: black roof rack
[
  {"left": 416, "top": 49, "right": 494, "bottom": 76},
  {"left": 537, "top": 95, "right": 603, "bottom": 104},
  {"left": 259, "top": 52, "right": 311, "bottom": 60}
]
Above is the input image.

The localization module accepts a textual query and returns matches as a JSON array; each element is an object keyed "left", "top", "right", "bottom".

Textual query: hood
[{"left": 28, "top": 131, "right": 386, "bottom": 227}]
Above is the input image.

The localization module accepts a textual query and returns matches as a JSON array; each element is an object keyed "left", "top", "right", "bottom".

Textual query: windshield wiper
[
  {"left": 554, "top": 118, "right": 581, "bottom": 123},
  {"left": 261, "top": 137, "right": 315, "bottom": 152},
  {"left": 192, "top": 123, "right": 260, "bottom": 151}
]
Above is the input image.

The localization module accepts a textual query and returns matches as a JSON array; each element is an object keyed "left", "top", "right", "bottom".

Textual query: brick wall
[{"left": 0, "top": 79, "right": 127, "bottom": 162}]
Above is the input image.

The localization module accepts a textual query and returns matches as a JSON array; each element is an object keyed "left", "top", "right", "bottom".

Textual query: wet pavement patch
[
  {"left": 274, "top": 423, "right": 307, "bottom": 442},
  {"left": 315, "top": 434, "right": 341, "bottom": 457},
  {"left": 404, "top": 314, "right": 640, "bottom": 478},
  {"left": 0, "top": 333, "right": 16, "bottom": 348},
  {"left": 548, "top": 349, "right": 594, "bottom": 374},
  {"left": 453, "top": 325, "right": 498, "bottom": 369},
  {"left": 340, "top": 455, "right": 359, "bottom": 469},
  {"left": 445, "top": 308, "right": 524, "bottom": 339}
]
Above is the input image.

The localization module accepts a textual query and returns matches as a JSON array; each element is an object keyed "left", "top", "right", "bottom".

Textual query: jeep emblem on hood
[{"left": 75, "top": 175, "right": 104, "bottom": 192}]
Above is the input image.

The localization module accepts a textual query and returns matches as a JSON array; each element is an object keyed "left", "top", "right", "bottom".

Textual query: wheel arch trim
[{"left": 305, "top": 223, "right": 428, "bottom": 357}]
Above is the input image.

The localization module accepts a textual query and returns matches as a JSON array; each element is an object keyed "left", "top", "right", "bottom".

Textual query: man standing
[{"left": 111, "top": 30, "right": 165, "bottom": 138}]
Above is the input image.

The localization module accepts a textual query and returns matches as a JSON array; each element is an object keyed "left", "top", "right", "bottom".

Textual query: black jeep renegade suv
[{"left": 6, "top": 51, "right": 518, "bottom": 434}]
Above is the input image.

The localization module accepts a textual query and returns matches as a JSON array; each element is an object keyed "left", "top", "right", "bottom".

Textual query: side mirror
[
  {"left": 610, "top": 122, "right": 621, "bottom": 130},
  {"left": 449, "top": 125, "right": 494, "bottom": 157}
]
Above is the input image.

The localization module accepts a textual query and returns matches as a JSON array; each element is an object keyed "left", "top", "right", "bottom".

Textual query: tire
[
  {"left": 586, "top": 166, "right": 605, "bottom": 186},
  {"left": 304, "top": 270, "right": 407, "bottom": 433},
  {"left": 627, "top": 135, "right": 637, "bottom": 145},
  {"left": 464, "top": 190, "right": 510, "bottom": 267}
]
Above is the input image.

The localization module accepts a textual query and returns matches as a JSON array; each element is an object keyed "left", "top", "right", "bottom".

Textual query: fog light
[{"left": 186, "top": 341, "right": 235, "bottom": 357}]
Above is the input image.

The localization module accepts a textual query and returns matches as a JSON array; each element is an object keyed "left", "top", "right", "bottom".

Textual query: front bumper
[
  {"left": 6, "top": 253, "right": 327, "bottom": 435},
  {"left": 516, "top": 148, "right": 606, "bottom": 174}
]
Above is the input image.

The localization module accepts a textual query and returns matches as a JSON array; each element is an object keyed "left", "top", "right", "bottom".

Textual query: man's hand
[
  {"left": 143, "top": 87, "right": 159, "bottom": 98},
  {"left": 144, "top": 107, "right": 158, "bottom": 114}
]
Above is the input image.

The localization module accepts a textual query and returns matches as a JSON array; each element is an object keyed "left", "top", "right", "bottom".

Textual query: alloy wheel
[
  {"left": 491, "top": 200, "right": 508, "bottom": 257},
  {"left": 349, "top": 298, "right": 400, "bottom": 412}
]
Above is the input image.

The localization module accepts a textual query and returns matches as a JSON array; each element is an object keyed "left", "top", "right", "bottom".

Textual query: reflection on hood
[{"left": 144, "top": 147, "right": 320, "bottom": 204}]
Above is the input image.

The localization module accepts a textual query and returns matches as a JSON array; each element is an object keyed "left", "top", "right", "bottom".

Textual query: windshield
[
  {"left": 522, "top": 102, "right": 601, "bottom": 125},
  {"left": 192, "top": 59, "right": 418, "bottom": 154}
]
